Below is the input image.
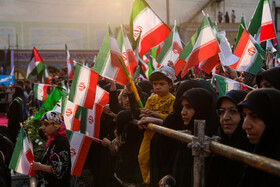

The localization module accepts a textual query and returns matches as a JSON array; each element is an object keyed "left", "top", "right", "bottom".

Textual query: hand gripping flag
[
  {"left": 130, "top": 0, "right": 170, "bottom": 57},
  {"left": 9, "top": 127, "right": 35, "bottom": 176}
]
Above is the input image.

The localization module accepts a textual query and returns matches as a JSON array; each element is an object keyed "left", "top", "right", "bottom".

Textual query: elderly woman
[
  {"left": 32, "top": 111, "right": 71, "bottom": 187},
  {"left": 238, "top": 88, "right": 280, "bottom": 187}
]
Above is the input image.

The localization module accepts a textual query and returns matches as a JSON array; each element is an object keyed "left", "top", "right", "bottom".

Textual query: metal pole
[
  {"left": 129, "top": 120, "right": 280, "bottom": 177},
  {"left": 166, "top": 0, "right": 170, "bottom": 26},
  {"left": 192, "top": 120, "right": 206, "bottom": 187}
]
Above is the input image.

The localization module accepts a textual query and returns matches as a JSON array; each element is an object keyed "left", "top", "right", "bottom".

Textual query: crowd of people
[{"left": 0, "top": 55, "right": 279, "bottom": 187}]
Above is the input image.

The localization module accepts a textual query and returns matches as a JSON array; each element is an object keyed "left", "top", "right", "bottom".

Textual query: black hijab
[
  {"left": 256, "top": 67, "right": 280, "bottom": 90},
  {"left": 238, "top": 89, "right": 280, "bottom": 187},
  {"left": 12, "top": 86, "right": 24, "bottom": 100}
]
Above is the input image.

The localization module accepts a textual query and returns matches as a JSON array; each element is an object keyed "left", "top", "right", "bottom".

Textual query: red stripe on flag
[
  {"left": 111, "top": 51, "right": 123, "bottom": 68},
  {"left": 139, "top": 24, "right": 170, "bottom": 57},
  {"left": 114, "top": 69, "right": 128, "bottom": 86},
  {"left": 260, "top": 23, "right": 276, "bottom": 42},
  {"left": 231, "top": 31, "right": 249, "bottom": 69},
  {"left": 72, "top": 136, "right": 92, "bottom": 176},
  {"left": 93, "top": 104, "right": 103, "bottom": 141},
  {"left": 83, "top": 71, "right": 98, "bottom": 109},
  {"left": 181, "top": 40, "right": 220, "bottom": 77},
  {"left": 200, "top": 54, "right": 219, "bottom": 74},
  {"left": 25, "top": 149, "right": 36, "bottom": 176},
  {"left": 72, "top": 105, "right": 81, "bottom": 131},
  {"left": 174, "top": 58, "right": 186, "bottom": 76},
  {"left": 97, "top": 92, "right": 109, "bottom": 107}
]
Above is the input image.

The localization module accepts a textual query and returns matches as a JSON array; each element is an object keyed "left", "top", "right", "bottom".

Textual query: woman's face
[
  {"left": 119, "top": 89, "right": 130, "bottom": 110},
  {"left": 41, "top": 121, "right": 58, "bottom": 137},
  {"left": 218, "top": 98, "right": 241, "bottom": 137},
  {"left": 242, "top": 107, "right": 266, "bottom": 144},
  {"left": 181, "top": 98, "right": 195, "bottom": 126}
]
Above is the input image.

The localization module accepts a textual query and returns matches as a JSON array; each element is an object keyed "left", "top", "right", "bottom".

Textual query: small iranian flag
[
  {"left": 9, "top": 127, "right": 35, "bottom": 176},
  {"left": 157, "top": 21, "right": 183, "bottom": 76},
  {"left": 34, "top": 83, "right": 48, "bottom": 101},
  {"left": 117, "top": 26, "right": 138, "bottom": 78},
  {"left": 234, "top": 15, "right": 246, "bottom": 51},
  {"left": 92, "top": 25, "right": 127, "bottom": 85},
  {"left": 66, "top": 130, "right": 92, "bottom": 177},
  {"left": 26, "top": 47, "right": 45, "bottom": 79},
  {"left": 65, "top": 44, "right": 74, "bottom": 79},
  {"left": 95, "top": 86, "right": 109, "bottom": 107},
  {"left": 69, "top": 63, "right": 98, "bottom": 109},
  {"left": 214, "top": 74, "right": 247, "bottom": 96},
  {"left": 260, "top": 0, "right": 276, "bottom": 41},
  {"left": 230, "top": 29, "right": 264, "bottom": 75},
  {"left": 130, "top": 0, "right": 170, "bottom": 57},
  {"left": 180, "top": 18, "right": 220, "bottom": 77},
  {"left": 64, "top": 100, "right": 81, "bottom": 131},
  {"left": 42, "top": 65, "right": 50, "bottom": 84}
]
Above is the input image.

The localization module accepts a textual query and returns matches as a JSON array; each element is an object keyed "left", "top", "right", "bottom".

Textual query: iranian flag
[
  {"left": 230, "top": 29, "right": 265, "bottom": 75},
  {"left": 64, "top": 100, "right": 81, "bottom": 131},
  {"left": 130, "top": 0, "right": 170, "bottom": 57},
  {"left": 34, "top": 83, "right": 48, "bottom": 101},
  {"left": 117, "top": 26, "right": 137, "bottom": 78},
  {"left": 214, "top": 74, "right": 248, "bottom": 96},
  {"left": 180, "top": 18, "right": 220, "bottom": 77},
  {"left": 260, "top": 0, "right": 276, "bottom": 41},
  {"left": 69, "top": 63, "right": 98, "bottom": 109},
  {"left": 234, "top": 15, "right": 246, "bottom": 51},
  {"left": 248, "top": 0, "right": 276, "bottom": 41},
  {"left": 65, "top": 44, "right": 74, "bottom": 79},
  {"left": 95, "top": 86, "right": 109, "bottom": 107},
  {"left": 42, "top": 65, "right": 50, "bottom": 84},
  {"left": 157, "top": 21, "right": 183, "bottom": 76},
  {"left": 9, "top": 127, "right": 35, "bottom": 176},
  {"left": 66, "top": 130, "right": 92, "bottom": 177},
  {"left": 26, "top": 47, "right": 45, "bottom": 79},
  {"left": 92, "top": 25, "right": 127, "bottom": 85}
]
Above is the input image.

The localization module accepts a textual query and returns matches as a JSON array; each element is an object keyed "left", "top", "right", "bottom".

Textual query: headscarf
[
  {"left": 41, "top": 111, "right": 66, "bottom": 147},
  {"left": 256, "top": 67, "right": 280, "bottom": 90},
  {"left": 12, "top": 86, "right": 24, "bottom": 100}
]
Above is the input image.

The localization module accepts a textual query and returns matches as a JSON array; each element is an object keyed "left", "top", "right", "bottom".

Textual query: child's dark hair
[{"left": 149, "top": 72, "right": 172, "bottom": 85}]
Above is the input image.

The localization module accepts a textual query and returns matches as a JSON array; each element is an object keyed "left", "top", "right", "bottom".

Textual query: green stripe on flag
[
  {"left": 9, "top": 127, "right": 25, "bottom": 170},
  {"left": 69, "top": 63, "right": 81, "bottom": 101},
  {"left": 178, "top": 18, "right": 208, "bottom": 61},
  {"left": 248, "top": 0, "right": 263, "bottom": 37},
  {"left": 130, "top": 0, "right": 149, "bottom": 22},
  {"left": 234, "top": 16, "right": 245, "bottom": 51},
  {"left": 34, "top": 84, "right": 38, "bottom": 100},
  {"left": 156, "top": 30, "right": 173, "bottom": 63},
  {"left": 66, "top": 130, "right": 73, "bottom": 141},
  {"left": 215, "top": 76, "right": 227, "bottom": 96},
  {"left": 75, "top": 106, "right": 88, "bottom": 134},
  {"left": 247, "top": 53, "right": 263, "bottom": 75}
]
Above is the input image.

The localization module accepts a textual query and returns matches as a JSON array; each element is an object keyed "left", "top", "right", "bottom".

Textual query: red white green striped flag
[
  {"left": 41, "top": 65, "right": 50, "bottom": 84},
  {"left": 214, "top": 74, "right": 248, "bottom": 96},
  {"left": 180, "top": 18, "right": 221, "bottom": 78},
  {"left": 34, "top": 83, "right": 48, "bottom": 101},
  {"left": 230, "top": 29, "right": 264, "bottom": 75},
  {"left": 65, "top": 44, "right": 74, "bottom": 79},
  {"left": 260, "top": 0, "right": 276, "bottom": 41},
  {"left": 66, "top": 130, "right": 92, "bottom": 177},
  {"left": 9, "top": 127, "right": 35, "bottom": 176},
  {"left": 234, "top": 15, "right": 246, "bottom": 51},
  {"left": 157, "top": 21, "right": 183, "bottom": 76},
  {"left": 117, "top": 26, "right": 138, "bottom": 78},
  {"left": 92, "top": 25, "right": 127, "bottom": 85},
  {"left": 26, "top": 47, "right": 45, "bottom": 79},
  {"left": 64, "top": 100, "right": 81, "bottom": 131},
  {"left": 69, "top": 63, "right": 98, "bottom": 109},
  {"left": 130, "top": 0, "right": 170, "bottom": 57}
]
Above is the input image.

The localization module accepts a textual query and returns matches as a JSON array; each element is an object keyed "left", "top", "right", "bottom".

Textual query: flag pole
[
  {"left": 118, "top": 56, "right": 143, "bottom": 108},
  {"left": 213, "top": 73, "right": 255, "bottom": 90}
]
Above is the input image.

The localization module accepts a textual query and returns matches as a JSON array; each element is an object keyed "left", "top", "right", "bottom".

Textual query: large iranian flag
[
  {"left": 214, "top": 74, "right": 249, "bottom": 96},
  {"left": 92, "top": 25, "right": 127, "bottom": 85},
  {"left": 156, "top": 21, "right": 183, "bottom": 76},
  {"left": 130, "top": 0, "right": 170, "bottom": 57},
  {"left": 26, "top": 47, "right": 45, "bottom": 79},
  {"left": 65, "top": 44, "right": 74, "bottom": 79},
  {"left": 69, "top": 63, "right": 98, "bottom": 109},
  {"left": 180, "top": 18, "right": 220, "bottom": 77},
  {"left": 231, "top": 29, "right": 264, "bottom": 75},
  {"left": 66, "top": 130, "right": 92, "bottom": 177},
  {"left": 117, "top": 26, "right": 138, "bottom": 78},
  {"left": 34, "top": 83, "right": 48, "bottom": 101},
  {"left": 9, "top": 127, "right": 35, "bottom": 176}
]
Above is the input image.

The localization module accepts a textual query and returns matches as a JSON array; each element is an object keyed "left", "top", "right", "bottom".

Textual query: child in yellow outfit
[{"left": 138, "top": 65, "right": 175, "bottom": 184}]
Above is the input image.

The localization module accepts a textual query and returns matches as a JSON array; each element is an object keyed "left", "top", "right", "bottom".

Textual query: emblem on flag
[
  {"left": 248, "top": 47, "right": 256, "bottom": 56},
  {"left": 88, "top": 115, "right": 94, "bottom": 125},
  {"left": 70, "top": 148, "right": 77, "bottom": 157},
  {"left": 134, "top": 26, "right": 142, "bottom": 38},
  {"left": 78, "top": 82, "right": 86, "bottom": 91},
  {"left": 66, "top": 108, "right": 73, "bottom": 117},
  {"left": 122, "top": 52, "right": 127, "bottom": 61}
]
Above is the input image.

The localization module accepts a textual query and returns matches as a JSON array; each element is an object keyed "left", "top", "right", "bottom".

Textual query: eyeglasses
[{"left": 216, "top": 108, "right": 240, "bottom": 117}]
